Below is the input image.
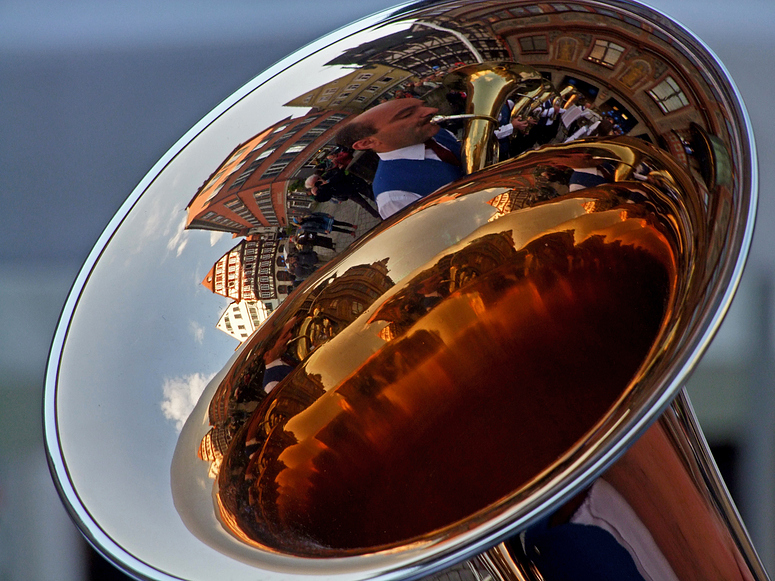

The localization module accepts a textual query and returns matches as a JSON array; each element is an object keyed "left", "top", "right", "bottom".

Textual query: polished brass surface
[
  {"left": 44, "top": 1, "right": 760, "bottom": 580},
  {"left": 209, "top": 139, "right": 682, "bottom": 556},
  {"left": 442, "top": 62, "right": 543, "bottom": 172}
]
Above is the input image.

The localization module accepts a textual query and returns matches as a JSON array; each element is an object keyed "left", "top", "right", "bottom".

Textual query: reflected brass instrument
[{"left": 44, "top": 1, "right": 762, "bottom": 581}]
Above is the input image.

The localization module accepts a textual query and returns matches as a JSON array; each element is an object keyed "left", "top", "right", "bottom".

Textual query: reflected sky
[{"left": 52, "top": 18, "right": 415, "bottom": 577}]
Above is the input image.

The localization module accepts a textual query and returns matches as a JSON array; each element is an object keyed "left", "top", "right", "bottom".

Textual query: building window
[
  {"left": 285, "top": 143, "right": 307, "bottom": 154},
  {"left": 518, "top": 35, "right": 548, "bottom": 54},
  {"left": 251, "top": 139, "right": 269, "bottom": 153},
  {"left": 224, "top": 198, "right": 260, "bottom": 226},
  {"left": 587, "top": 39, "right": 625, "bottom": 67},
  {"left": 254, "top": 190, "right": 279, "bottom": 226},
  {"left": 255, "top": 148, "right": 275, "bottom": 161},
  {"left": 306, "top": 126, "right": 326, "bottom": 136},
  {"left": 263, "top": 161, "right": 289, "bottom": 177},
  {"left": 648, "top": 76, "right": 689, "bottom": 113}
]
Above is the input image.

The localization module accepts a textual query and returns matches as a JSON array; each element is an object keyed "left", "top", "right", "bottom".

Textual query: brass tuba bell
[{"left": 44, "top": 1, "right": 762, "bottom": 580}]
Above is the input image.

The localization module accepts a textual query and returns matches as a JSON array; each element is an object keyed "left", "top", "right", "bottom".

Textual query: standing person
[
  {"left": 293, "top": 212, "right": 357, "bottom": 236},
  {"left": 294, "top": 231, "right": 335, "bottom": 251},
  {"left": 492, "top": 99, "right": 532, "bottom": 161},
  {"left": 535, "top": 97, "right": 567, "bottom": 145},
  {"left": 308, "top": 170, "right": 381, "bottom": 219}
]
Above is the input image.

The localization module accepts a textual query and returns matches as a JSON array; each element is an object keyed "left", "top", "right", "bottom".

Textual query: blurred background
[{"left": 1, "top": 0, "right": 773, "bottom": 579}]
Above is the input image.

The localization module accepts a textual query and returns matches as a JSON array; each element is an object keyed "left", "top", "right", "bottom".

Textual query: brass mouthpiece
[{"left": 431, "top": 113, "right": 499, "bottom": 125}]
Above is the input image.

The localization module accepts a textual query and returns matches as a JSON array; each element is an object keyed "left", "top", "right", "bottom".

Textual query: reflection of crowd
[
  {"left": 280, "top": 78, "right": 636, "bottom": 334},
  {"left": 282, "top": 148, "right": 381, "bottom": 289},
  {"left": 283, "top": 211, "right": 356, "bottom": 286},
  {"left": 304, "top": 149, "right": 381, "bottom": 220},
  {"left": 335, "top": 81, "right": 629, "bottom": 220}
]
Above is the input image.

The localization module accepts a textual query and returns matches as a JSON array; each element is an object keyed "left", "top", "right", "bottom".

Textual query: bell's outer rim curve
[
  {"left": 42, "top": 0, "right": 758, "bottom": 580},
  {"left": 41, "top": 3, "right": 416, "bottom": 580}
]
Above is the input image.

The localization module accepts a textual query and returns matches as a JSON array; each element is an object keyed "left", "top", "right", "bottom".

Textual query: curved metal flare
[
  {"left": 43, "top": 1, "right": 760, "bottom": 581},
  {"left": 202, "top": 137, "right": 686, "bottom": 557}
]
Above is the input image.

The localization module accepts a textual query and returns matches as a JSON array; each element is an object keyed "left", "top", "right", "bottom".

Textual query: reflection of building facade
[
  {"left": 286, "top": 65, "right": 414, "bottom": 112},
  {"left": 435, "top": 2, "right": 726, "bottom": 153},
  {"left": 371, "top": 232, "right": 519, "bottom": 339},
  {"left": 304, "top": 259, "right": 393, "bottom": 322},
  {"left": 216, "top": 370, "right": 327, "bottom": 546},
  {"left": 216, "top": 300, "right": 271, "bottom": 342},
  {"left": 186, "top": 109, "right": 353, "bottom": 236},
  {"left": 327, "top": 23, "right": 510, "bottom": 79},
  {"left": 198, "top": 261, "right": 395, "bottom": 482},
  {"left": 327, "top": 2, "right": 729, "bottom": 169},
  {"left": 293, "top": 259, "right": 395, "bottom": 360},
  {"left": 202, "top": 233, "right": 293, "bottom": 308},
  {"left": 486, "top": 173, "right": 564, "bottom": 221}
]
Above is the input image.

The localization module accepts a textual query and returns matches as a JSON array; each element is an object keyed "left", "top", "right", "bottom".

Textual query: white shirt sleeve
[
  {"left": 493, "top": 123, "right": 514, "bottom": 140},
  {"left": 376, "top": 190, "right": 423, "bottom": 218}
]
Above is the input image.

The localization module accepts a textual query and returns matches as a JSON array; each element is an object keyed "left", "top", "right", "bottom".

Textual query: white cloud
[
  {"left": 189, "top": 320, "right": 205, "bottom": 344},
  {"left": 161, "top": 372, "right": 215, "bottom": 432},
  {"left": 210, "top": 231, "right": 225, "bottom": 246},
  {"left": 167, "top": 216, "right": 190, "bottom": 257}
]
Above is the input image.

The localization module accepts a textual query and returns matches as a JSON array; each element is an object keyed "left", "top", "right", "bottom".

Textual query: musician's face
[{"left": 354, "top": 98, "right": 439, "bottom": 152}]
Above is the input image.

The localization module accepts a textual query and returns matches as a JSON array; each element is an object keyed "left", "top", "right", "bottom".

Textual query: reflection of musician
[
  {"left": 261, "top": 317, "right": 298, "bottom": 393},
  {"left": 494, "top": 99, "right": 535, "bottom": 161},
  {"left": 534, "top": 97, "right": 567, "bottom": 144},
  {"left": 337, "top": 97, "right": 533, "bottom": 218},
  {"left": 520, "top": 479, "right": 676, "bottom": 581},
  {"left": 336, "top": 98, "right": 464, "bottom": 219}
]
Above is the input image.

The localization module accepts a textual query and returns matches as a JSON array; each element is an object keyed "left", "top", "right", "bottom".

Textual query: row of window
[
  {"left": 199, "top": 112, "right": 349, "bottom": 232},
  {"left": 225, "top": 198, "right": 261, "bottom": 226},
  {"left": 254, "top": 191, "right": 279, "bottom": 226},
  {"left": 464, "top": 2, "right": 644, "bottom": 23},
  {"left": 518, "top": 35, "right": 689, "bottom": 113},
  {"left": 201, "top": 211, "right": 242, "bottom": 231}
]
